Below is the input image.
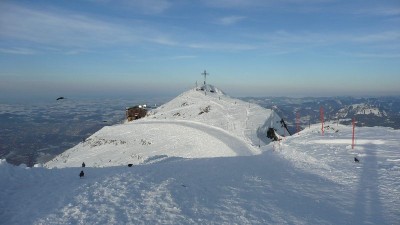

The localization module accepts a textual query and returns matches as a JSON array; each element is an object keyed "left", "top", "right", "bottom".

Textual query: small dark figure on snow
[
  {"left": 82, "top": 162, "right": 85, "bottom": 168},
  {"left": 354, "top": 157, "right": 360, "bottom": 163},
  {"left": 128, "top": 164, "right": 133, "bottom": 167},
  {"left": 79, "top": 170, "right": 84, "bottom": 178}
]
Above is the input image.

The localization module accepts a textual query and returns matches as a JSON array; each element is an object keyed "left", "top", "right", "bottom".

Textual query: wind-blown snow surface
[
  {"left": 45, "top": 87, "right": 286, "bottom": 168},
  {"left": 1, "top": 123, "right": 399, "bottom": 224}
]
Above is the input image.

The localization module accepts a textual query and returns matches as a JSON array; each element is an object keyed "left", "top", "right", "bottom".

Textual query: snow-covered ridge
[
  {"left": 337, "top": 103, "right": 387, "bottom": 117},
  {"left": 45, "top": 87, "right": 287, "bottom": 168}
]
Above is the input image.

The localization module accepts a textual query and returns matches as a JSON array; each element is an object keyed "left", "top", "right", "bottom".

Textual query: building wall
[{"left": 126, "top": 107, "right": 147, "bottom": 121}]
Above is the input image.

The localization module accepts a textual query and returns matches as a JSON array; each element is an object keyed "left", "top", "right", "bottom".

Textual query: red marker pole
[
  {"left": 320, "top": 106, "right": 324, "bottom": 136},
  {"left": 352, "top": 118, "right": 355, "bottom": 149}
]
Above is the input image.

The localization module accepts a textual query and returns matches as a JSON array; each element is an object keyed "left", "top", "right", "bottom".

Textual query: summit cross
[{"left": 201, "top": 70, "right": 209, "bottom": 85}]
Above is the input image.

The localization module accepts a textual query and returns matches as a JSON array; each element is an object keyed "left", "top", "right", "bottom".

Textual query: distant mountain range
[{"left": 240, "top": 96, "right": 400, "bottom": 134}]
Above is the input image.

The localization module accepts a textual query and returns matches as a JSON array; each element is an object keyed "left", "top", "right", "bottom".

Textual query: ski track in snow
[{"left": 135, "top": 120, "right": 255, "bottom": 156}]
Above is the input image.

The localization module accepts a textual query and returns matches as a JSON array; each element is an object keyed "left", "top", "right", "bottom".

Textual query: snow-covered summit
[
  {"left": 45, "top": 86, "right": 288, "bottom": 168},
  {"left": 337, "top": 103, "right": 387, "bottom": 117},
  {"left": 196, "top": 84, "right": 226, "bottom": 95}
]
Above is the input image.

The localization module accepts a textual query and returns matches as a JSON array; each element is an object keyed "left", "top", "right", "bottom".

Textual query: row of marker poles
[{"left": 295, "top": 106, "right": 356, "bottom": 149}]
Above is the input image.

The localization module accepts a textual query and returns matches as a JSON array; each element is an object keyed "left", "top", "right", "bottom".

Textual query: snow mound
[
  {"left": 337, "top": 103, "right": 387, "bottom": 117},
  {"left": 45, "top": 87, "right": 288, "bottom": 168}
]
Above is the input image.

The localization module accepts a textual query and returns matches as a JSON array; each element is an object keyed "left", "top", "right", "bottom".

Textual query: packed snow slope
[
  {"left": 1, "top": 123, "right": 399, "bottom": 224},
  {"left": 45, "top": 86, "right": 287, "bottom": 168}
]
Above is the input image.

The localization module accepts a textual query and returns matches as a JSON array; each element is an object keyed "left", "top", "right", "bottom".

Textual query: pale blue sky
[{"left": 1, "top": 0, "right": 399, "bottom": 100}]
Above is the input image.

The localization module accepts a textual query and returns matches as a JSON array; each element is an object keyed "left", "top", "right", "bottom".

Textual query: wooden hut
[{"left": 126, "top": 105, "right": 147, "bottom": 121}]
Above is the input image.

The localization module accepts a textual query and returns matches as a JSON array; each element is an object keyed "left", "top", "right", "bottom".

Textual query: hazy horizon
[
  {"left": 1, "top": 0, "right": 399, "bottom": 100},
  {"left": 1, "top": 86, "right": 399, "bottom": 105}
]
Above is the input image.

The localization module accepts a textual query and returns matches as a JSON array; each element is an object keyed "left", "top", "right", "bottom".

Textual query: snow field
[
  {"left": 3, "top": 127, "right": 399, "bottom": 225},
  {"left": 274, "top": 122, "right": 400, "bottom": 224},
  {"left": 2, "top": 87, "right": 399, "bottom": 224},
  {"left": 45, "top": 119, "right": 257, "bottom": 168}
]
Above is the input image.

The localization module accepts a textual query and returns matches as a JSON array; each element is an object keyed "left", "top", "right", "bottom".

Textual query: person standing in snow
[
  {"left": 79, "top": 170, "right": 84, "bottom": 178},
  {"left": 82, "top": 162, "right": 85, "bottom": 167}
]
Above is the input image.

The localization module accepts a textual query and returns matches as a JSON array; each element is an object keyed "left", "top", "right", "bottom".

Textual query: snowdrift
[
  {"left": 45, "top": 87, "right": 287, "bottom": 168},
  {"left": 1, "top": 124, "right": 400, "bottom": 224}
]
